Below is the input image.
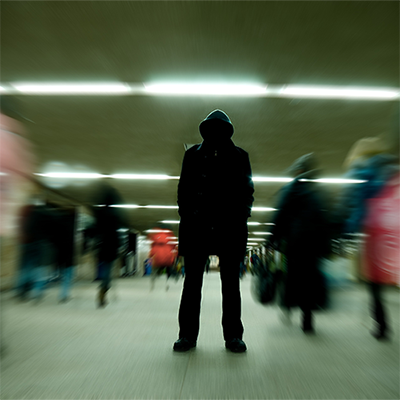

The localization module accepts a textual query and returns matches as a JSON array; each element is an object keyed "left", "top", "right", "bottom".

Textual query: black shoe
[
  {"left": 173, "top": 338, "right": 196, "bottom": 352},
  {"left": 225, "top": 338, "right": 247, "bottom": 353},
  {"left": 370, "top": 329, "right": 390, "bottom": 341}
]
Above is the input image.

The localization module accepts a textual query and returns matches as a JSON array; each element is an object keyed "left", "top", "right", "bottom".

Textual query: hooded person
[
  {"left": 174, "top": 110, "right": 254, "bottom": 353},
  {"left": 269, "top": 153, "right": 331, "bottom": 334}
]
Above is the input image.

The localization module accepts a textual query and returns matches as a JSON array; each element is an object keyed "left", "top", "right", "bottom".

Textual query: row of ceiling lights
[
  {"left": 1, "top": 82, "right": 399, "bottom": 99},
  {"left": 35, "top": 173, "right": 365, "bottom": 184}
]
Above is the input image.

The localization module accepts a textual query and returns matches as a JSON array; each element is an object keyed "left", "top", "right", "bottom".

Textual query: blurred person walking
[
  {"left": 268, "top": 153, "right": 331, "bottom": 333},
  {"left": 53, "top": 207, "right": 77, "bottom": 303},
  {"left": 174, "top": 110, "right": 254, "bottom": 353},
  {"left": 15, "top": 191, "right": 54, "bottom": 301},
  {"left": 0, "top": 96, "right": 36, "bottom": 356},
  {"left": 148, "top": 227, "right": 177, "bottom": 290},
  {"left": 337, "top": 133, "right": 399, "bottom": 340},
  {"left": 92, "top": 183, "right": 124, "bottom": 308}
]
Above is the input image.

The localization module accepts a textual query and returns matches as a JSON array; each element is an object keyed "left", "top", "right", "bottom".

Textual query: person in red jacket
[{"left": 148, "top": 228, "right": 177, "bottom": 290}]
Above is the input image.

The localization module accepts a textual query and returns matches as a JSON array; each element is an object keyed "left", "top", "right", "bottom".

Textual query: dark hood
[{"left": 199, "top": 110, "right": 234, "bottom": 143}]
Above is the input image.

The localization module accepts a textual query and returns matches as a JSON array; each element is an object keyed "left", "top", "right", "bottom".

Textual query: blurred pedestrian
[
  {"left": 15, "top": 190, "right": 54, "bottom": 301},
  {"left": 268, "top": 153, "right": 331, "bottom": 333},
  {"left": 92, "top": 183, "right": 124, "bottom": 307},
  {"left": 0, "top": 96, "right": 36, "bottom": 355},
  {"left": 338, "top": 134, "right": 399, "bottom": 340},
  {"left": 148, "top": 227, "right": 177, "bottom": 291},
  {"left": 53, "top": 207, "right": 77, "bottom": 303},
  {"left": 174, "top": 109, "right": 254, "bottom": 353}
]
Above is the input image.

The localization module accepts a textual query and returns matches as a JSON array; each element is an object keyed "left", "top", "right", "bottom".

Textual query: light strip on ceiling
[
  {"left": 111, "top": 204, "right": 178, "bottom": 209},
  {"left": 252, "top": 177, "right": 293, "bottom": 183},
  {"left": 279, "top": 85, "right": 400, "bottom": 100},
  {"left": 247, "top": 238, "right": 267, "bottom": 242},
  {"left": 143, "top": 83, "right": 267, "bottom": 96},
  {"left": 36, "top": 172, "right": 104, "bottom": 179},
  {"left": 300, "top": 178, "right": 367, "bottom": 184},
  {"left": 34, "top": 172, "right": 366, "bottom": 184},
  {"left": 1, "top": 82, "right": 399, "bottom": 100},
  {"left": 109, "top": 174, "right": 179, "bottom": 180},
  {"left": 252, "top": 207, "right": 277, "bottom": 212},
  {"left": 11, "top": 82, "right": 131, "bottom": 95},
  {"left": 159, "top": 220, "right": 274, "bottom": 225},
  {"left": 251, "top": 232, "right": 273, "bottom": 235}
]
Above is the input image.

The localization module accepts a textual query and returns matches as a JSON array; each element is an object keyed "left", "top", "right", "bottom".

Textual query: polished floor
[{"left": 1, "top": 272, "right": 399, "bottom": 399}]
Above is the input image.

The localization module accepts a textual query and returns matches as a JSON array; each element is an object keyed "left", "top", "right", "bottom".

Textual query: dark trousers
[
  {"left": 99, "top": 261, "right": 113, "bottom": 292},
  {"left": 369, "top": 283, "right": 388, "bottom": 332},
  {"left": 178, "top": 254, "right": 243, "bottom": 342}
]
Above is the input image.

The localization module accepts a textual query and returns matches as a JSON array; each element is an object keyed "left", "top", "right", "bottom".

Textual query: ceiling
[{"left": 1, "top": 1, "right": 399, "bottom": 235}]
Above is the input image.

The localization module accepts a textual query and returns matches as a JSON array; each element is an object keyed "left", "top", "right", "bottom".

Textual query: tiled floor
[{"left": 1, "top": 273, "right": 399, "bottom": 399}]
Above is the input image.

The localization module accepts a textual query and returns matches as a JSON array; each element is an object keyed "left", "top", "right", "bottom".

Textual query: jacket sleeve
[
  {"left": 243, "top": 152, "right": 255, "bottom": 218},
  {"left": 177, "top": 150, "right": 193, "bottom": 218}
]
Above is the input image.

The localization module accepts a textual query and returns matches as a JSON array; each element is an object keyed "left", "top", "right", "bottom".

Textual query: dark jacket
[
  {"left": 19, "top": 204, "right": 54, "bottom": 244},
  {"left": 94, "top": 206, "right": 121, "bottom": 263},
  {"left": 269, "top": 172, "right": 330, "bottom": 309},
  {"left": 270, "top": 172, "right": 331, "bottom": 259},
  {"left": 53, "top": 208, "right": 76, "bottom": 268},
  {"left": 178, "top": 110, "right": 254, "bottom": 258}
]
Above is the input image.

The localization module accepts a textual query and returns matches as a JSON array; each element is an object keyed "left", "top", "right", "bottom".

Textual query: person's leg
[
  {"left": 60, "top": 266, "right": 74, "bottom": 301},
  {"left": 299, "top": 271, "right": 314, "bottom": 333},
  {"left": 31, "top": 242, "right": 48, "bottom": 300},
  {"left": 15, "top": 244, "right": 32, "bottom": 298},
  {"left": 98, "top": 261, "right": 113, "bottom": 306},
  {"left": 177, "top": 254, "right": 208, "bottom": 342},
  {"left": 219, "top": 255, "right": 244, "bottom": 341},
  {"left": 369, "top": 282, "right": 388, "bottom": 338}
]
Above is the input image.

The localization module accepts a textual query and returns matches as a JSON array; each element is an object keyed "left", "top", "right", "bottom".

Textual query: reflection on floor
[{"left": 1, "top": 272, "right": 399, "bottom": 399}]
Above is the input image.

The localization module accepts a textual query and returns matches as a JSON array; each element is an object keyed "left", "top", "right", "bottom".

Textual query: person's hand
[{"left": 178, "top": 256, "right": 185, "bottom": 267}]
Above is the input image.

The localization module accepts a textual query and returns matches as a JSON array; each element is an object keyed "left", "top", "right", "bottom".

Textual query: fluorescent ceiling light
[
  {"left": 12, "top": 82, "right": 131, "bottom": 95},
  {"left": 252, "top": 177, "right": 293, "bottom": 183},
  {"left": 111, "top": 205, "right": 140, "bottom": 209},
  {"left": 145, "top": 229, "right": 168, "bottom": 233},
  {"left": 144, "top": 83, "right": 267, "bottom": 96},
  {"left": 247, "top": 243, "right": 259, "bottom": 246},
  {"left": 110, "top": 174, "right": 179, "bottom": 180},
  {"left": 252, "top": 207, "right": 277, "bottom": 212},
  {"left": 111, "top": 204, "right": 178, "bottom": 209},
  {"left": 247, "top": 222, "right": 272, "bottom": 226},
  {"left": 247, "top": 238, "right": 266, "bottom": 242},
  {"left": 300, "top": 178, "right": 367, "bottom": 184},
  {"left": 251, "top": 232, "right": 273, "bottom": 235},
  {"left": 161, "top": 220, "right": 180, "bottom": 224},
  {"left": 142, "top": 205, "right": 178, "bottom": 209},
  {"left": 35, "top": 172, "right": 104, "bottom": 179},
  {"left": 280, "top": 85, "right": 400, "bottom": 100}
]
